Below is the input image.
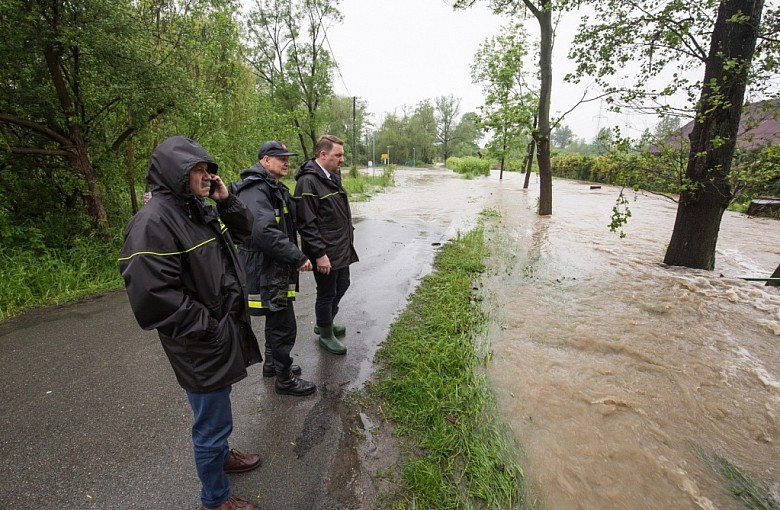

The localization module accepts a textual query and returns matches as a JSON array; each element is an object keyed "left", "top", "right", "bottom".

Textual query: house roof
[{"left": 653, "top": 99, "right": 780, "bottom": 152}]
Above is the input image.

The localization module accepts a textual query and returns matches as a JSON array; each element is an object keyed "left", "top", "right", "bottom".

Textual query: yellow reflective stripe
[
  {"left": 297, "top": 192, "right": 339, "bottom": 200},
  {"left": 248, "top": 293, "right": 264, "bottom": 309},
  {"left": 118, "top": 237, "right": 217, "bottom": 262},
  {"left": 247, "top": 289, "right": 296, "bottom": 309}
]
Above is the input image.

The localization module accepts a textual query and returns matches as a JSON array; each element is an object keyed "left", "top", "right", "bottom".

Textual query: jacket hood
[
  {"left": 295, "top": 159, "right": 322, "bottom": 181},
  {"left": 147, "top": 135, "right": 218, "bottom": 198}
]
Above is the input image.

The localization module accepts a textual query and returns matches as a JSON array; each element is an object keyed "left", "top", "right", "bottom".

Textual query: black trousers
[
  {"left": 264, "top": 302, "right": 297, "bottom": 371},
  {"left": 313, "top": 267, "right": 351, "bottom": 326}
]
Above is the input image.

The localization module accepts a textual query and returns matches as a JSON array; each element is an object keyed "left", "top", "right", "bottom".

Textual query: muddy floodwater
[{"left": 355, "top": 167, "right": 780, "bottom": 510}]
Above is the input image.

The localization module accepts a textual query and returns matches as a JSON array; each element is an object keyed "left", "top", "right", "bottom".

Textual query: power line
[{"left": 312, "top": 1, "right": 351, "bottom": 97}]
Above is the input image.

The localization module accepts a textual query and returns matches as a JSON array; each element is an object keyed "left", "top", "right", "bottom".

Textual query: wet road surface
[{"left": 0, "top": 167, "right": 490, "bottom": 509}]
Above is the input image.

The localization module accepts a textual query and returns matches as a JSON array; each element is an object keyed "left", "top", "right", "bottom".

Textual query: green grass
[
  {"left": 341, "top": 167, "right": 395, "bottom": 202},
  {"left": 1, "top": 172, "right": 398, "bottom": 324},
  {"left": 367, "top": 224, "right": 525, "bottom": 509},
  {"left": 694, "top": 446, "right": 777, "bottom": 510},
  {"left": 0, "top": 232, "right": 124, "bottom": 322}
]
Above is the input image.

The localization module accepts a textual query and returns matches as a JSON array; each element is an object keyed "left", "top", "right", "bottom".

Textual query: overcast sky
[{"left": 324, "top": 0, "right": 662, "bottom": 142}]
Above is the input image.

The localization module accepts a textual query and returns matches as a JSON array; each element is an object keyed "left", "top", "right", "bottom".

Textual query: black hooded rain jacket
[
  {"left": 293, "top": 159, "right": 359, "bottom": 269},
  {"left": 118, "top": 136, "right": 261, "bottom": 393}
]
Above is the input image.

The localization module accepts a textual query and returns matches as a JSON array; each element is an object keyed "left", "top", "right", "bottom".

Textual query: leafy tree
[
  {"left": 653, "top": 116, "right": 683, "bottom": 140},
  {"left": 471, "top": 21, "right": 536, "bottom": 178},
  {"left": 434, "top": 95, "right": 462, "bottom": 162},
  {"left": 451, "top": 112, "right": 483, "bottom": 157},
  {"left": 375, "top": 113, "right": 405, "bottom": 165},
  {"left": 407, "top": 101, "right": 437, "bottom": 164},
  {"left": 457, "top": 0, "right": 555, "bottom": 215},
  {"left": 567, "top": 0, "right": 776, "bottom": 269},
  {"left": 0, "top": 0, "right": 185, "bottom": 238},
  {"left": 552, "top": 124, "right": 574, "bottom": 149},
  {"left": 243, "top": 0, "right": 341, "bottom": 158}
]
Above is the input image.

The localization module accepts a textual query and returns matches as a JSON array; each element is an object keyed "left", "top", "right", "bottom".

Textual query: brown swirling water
[{"left": 355, "top": 167, "right": 780, "bottom": 509}]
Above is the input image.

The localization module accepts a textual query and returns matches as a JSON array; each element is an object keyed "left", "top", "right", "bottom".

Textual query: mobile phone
[{"left": 209, "top": 178, "right": 219, "bottom": 196}]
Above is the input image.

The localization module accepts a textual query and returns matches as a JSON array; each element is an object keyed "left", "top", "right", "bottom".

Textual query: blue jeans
[
  {"left": 186, "top": 386, "right": 233, "bottom": 508},
  {"left": 313, "top": 267, "right": 351, "bottom": 326}
]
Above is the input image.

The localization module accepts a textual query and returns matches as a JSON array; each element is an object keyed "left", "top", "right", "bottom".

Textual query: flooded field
[{"left": 356, "top": 167, "right": 780, "bottom": 509}]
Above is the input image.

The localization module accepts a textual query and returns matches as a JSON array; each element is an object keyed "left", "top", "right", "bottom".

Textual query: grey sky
[{"left": 325, "top": 0, "right": 660, "bottom": 142}]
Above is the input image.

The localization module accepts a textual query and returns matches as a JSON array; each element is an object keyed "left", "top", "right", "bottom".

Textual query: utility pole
[{"left": 352, "top": 96, "right": 357, "bottom": 168}]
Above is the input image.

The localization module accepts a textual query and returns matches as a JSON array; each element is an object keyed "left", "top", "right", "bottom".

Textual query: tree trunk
[
  {"left": 523, "top": 112, "right": 538, "bottom": 190},
  {"left": 533, "top": 5, "right": 553, "bottom": 215},
  {"left": 499, "top": 129, "right": 507, "bottom": 180},
  {"left": 127, "top": 129, "right": 138, "bottom": 214},
  {"left": 44, "top": 42, "right": 109, "bottom": 237},
  {"left": 767, "top": 262, "right": 780, "bottom": 287},
  {"left": 664, "top": 0, "right": 764, "bottom": 269},
  {"left": 523, "top": 138, "right": 535, "bottom": 190},
  {"left": 70, "top": 131, "right": 110, "bottom": 237}
]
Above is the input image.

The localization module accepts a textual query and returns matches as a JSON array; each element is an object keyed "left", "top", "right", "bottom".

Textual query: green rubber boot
[
  {"left": 317, "top": 324, "right": 346, "bottom": 355},
  {"left": 314, "top": 324, "right": 346, "bottom": 338}
]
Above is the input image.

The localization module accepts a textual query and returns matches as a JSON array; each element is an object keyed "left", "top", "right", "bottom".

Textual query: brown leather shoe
[
  {"left": 223, "top": 449, "right": 262, "bottom": 473},
  {"left": 200, "top": 495, "right": 258, "bottom": 510}
]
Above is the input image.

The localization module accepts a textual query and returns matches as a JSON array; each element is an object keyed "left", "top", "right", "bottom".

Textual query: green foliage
[
  {"left": 550, "top": 153, "right": 596, "bottom": 181},
  {"left": 446, "top": 157, "right": 491, "bottom": 178},
  {"left": 373, "top": 102, "right": 439, "bottom": 166},
  {"left": 0, "top": 232, "right": 124, "bottom": 322},
  {"left": 471, "top": 22, "right": 536, "bottom": 166},
  {"left": 730, "top": 145, "right": 780, "bottom": 210},
  {"left": 551, "top": 140, "right": 780, "bottom": 213},
  {"left": 243, "top": 0, "right": 341, "bottom": 157},
  {"left": 373, "top": 226, "right": 524, "bottom": 509},
  {"left": 608, "top": 188, "right": 634, "bottom": 238},
  {"left": 340, "top": 168, "right": 395, "bottom": 202}
]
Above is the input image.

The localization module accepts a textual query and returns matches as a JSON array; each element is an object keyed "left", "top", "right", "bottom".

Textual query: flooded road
[{"left": 356, "top": 167, "right": 780, "bottom": 510}]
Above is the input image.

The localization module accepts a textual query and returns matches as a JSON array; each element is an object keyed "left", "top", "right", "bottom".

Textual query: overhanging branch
[{"left": 0, "top": 113, "right": 70, "bottom": 146}]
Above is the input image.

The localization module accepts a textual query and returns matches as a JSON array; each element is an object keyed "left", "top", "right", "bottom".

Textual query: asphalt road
[{"left": 0, "top": 214, "right": 449, "bottom": 510}]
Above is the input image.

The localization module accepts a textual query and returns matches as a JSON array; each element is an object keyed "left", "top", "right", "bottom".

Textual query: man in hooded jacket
[
  {"left": 231, "top": 140, "right": 316, "bottom": 396},
  {"left": 119, "top": 135, "right": 262, "bottom": 510},
  {"left": 293, "top": 134, "right": 359, "bottom": 355}
]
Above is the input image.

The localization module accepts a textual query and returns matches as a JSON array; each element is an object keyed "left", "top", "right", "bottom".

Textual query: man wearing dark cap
[
  {"left": 119, "top": 135, "right": 262, "bottom": 510},
  {"left": 230, "top": 141, "right": 316, "bottom": 396}
]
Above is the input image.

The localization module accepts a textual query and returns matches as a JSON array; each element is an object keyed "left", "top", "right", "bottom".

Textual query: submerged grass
[
  {"left": 694, "top": 446, "right": 778, "bottom": 510},
  {"left": 369, "top": 225, "right": 524, "bottom": 509},
  {"left": 341, "top": 167, "right": 395, "bottom": 202}
]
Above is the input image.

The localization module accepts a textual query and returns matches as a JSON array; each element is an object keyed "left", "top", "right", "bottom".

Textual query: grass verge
[
  {"left": 0, "top": 232, "right": 124, "bottom": 322},
  {"left": 367, "top": 224, "right": 525, "bottom": 509}
]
